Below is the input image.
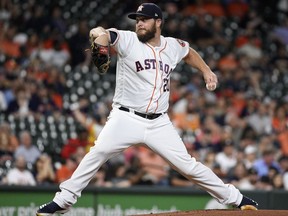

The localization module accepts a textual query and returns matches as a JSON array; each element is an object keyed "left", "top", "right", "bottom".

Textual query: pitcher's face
[{"left": 135, "top": 17, "right": 157, "bottom": 43}]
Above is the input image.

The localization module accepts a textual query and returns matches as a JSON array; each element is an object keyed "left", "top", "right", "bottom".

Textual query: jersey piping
[
  {"left": 154, "top": 41, "right": 167, "bottom": 113},
  {"left": 145, "top": 43, "right": 159, "bottom": 114}
]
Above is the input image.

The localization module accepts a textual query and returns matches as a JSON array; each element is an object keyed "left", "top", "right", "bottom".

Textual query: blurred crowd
[{"left": 1, "top": 0, "right": 288, "bottom": 191}]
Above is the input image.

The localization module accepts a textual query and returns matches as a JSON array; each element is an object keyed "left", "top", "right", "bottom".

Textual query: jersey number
[{"left": 163, "top": 78, "right": 169, "bottom": 92}]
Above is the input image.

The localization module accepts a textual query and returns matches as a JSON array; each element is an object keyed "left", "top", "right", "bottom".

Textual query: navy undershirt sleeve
[{"left": 109, "top": 31, "right": 117, "bottom": 44}]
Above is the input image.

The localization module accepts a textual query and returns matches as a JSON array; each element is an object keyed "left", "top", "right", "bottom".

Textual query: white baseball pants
[{"left": 53, "top": 108, "right": 243, "bottom": 209}]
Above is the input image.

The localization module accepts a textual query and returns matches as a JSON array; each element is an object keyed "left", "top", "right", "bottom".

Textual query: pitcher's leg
[
  {"left": 53, "top": 142, "right": 122, "bottom": 208},
  {"left": 53, "top": 109, "right": 143, "bottom": 209},
  {"left": 146, "top": 116, "right": 242, "bottom": 206},
  {"left": 178, "top": 160, "right": 242, "bottom": 205}
]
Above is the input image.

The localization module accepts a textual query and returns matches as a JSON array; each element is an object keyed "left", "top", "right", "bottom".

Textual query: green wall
[{"left": 0, "top": 186, "right": 287, "bottom": 216}]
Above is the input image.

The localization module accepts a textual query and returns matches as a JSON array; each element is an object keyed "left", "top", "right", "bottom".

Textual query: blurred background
[{"left": 0, "top": 0, "right": 288, "bottom": 194}]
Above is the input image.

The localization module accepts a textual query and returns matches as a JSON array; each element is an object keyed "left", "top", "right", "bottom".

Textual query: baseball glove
[{"left": 91, "top": 42, "right": 110, "bottom": 75}]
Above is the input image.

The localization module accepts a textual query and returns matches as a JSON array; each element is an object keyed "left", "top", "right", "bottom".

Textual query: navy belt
[{"left": 119, "top": 106, "right": 163, "bottom": 120}]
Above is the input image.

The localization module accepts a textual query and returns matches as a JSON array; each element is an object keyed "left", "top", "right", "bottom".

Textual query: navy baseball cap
[{"left": 128, "top": 3, "right": 162, "bottom": 20}]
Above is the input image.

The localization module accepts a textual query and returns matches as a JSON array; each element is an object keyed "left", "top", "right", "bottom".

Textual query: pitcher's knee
[
  {"left": 180, "top": 166, "right": 196, "bottom": 176},
  {"left": 176, "top": 160, "right": 199, "bottom": 176}
]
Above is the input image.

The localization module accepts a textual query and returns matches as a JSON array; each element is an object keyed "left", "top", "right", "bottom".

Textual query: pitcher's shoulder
[{"left": 163, "top": 36, "right": 188, "bottom": 48}]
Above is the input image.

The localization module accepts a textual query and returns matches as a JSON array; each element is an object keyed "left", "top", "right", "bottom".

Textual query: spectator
[
  {"left": 253, "top": 149, "right": 281, "bottom": 177},
  {"left": 73, "top": 146, "right": 87, "bottom": 165},
  {"left": 44, "top": 67, "right": 66, "bottom": 98},
  {"left": 277, "top": 129, "right": 288, "bottom": 156},
  {"left": 210, "top": 17, "right": 230, "bottom": 56},
  {"left": 271, "top": 16, "right": 288, "bottom": 45},
  {"left": 50, "top": 38, "right": 70, "bottom": 68},
  {"left": 30, "top": 38, "right": 70, "bottom": 69},
  {"left": 50, "top": 6, "right": 67, "bottom": 34},
  {"left": 224, "top": 109, "right": 247, "bottom": 147},
  {"left": 268, "top": 166, "right": 280, "bottom": 182},
  {"left": 227, "top": 162, "right": 254, "bottom": 190},
  {"left": 60, "top": 127, "right": 89, "bottom": 160},
  {"left": 279, "top": 156, "right": 288, "bottom": 173},
  {"left": 173, "top": 99, "right": 200, "bottom": 132},
  {"left": 27, "top": 81, "right": 45, "bottom": 113},
  {"left": 0, "top": 122, "right": 19, "bottom": 166},
  {"left": 33, "top": 154, "right": 56, "bottom": 185},
  {"left": 257, "top": 135, "right": 275, "bottom": 155},
  {"left": 25, "top": 32, "right": 40, "bottom": 55},
  {"left": 67, "top": 20, "right": 90, "bottom": 67},
  {"left": 226, "top": 0, "right": 249, "bottom": 19},
  {"left": 4, "top": 155, "right": 36, "bottom": 185},
  {"left": 243, "top": 145, "right": 258, "bottom": 169},
  {"left": 218, "top": 52, "right": 238, "bottom": 74},
  {"left": 107, "top": 162, "right": 132, "bottom": 187},
  {"left": 137, "top": 146, "right": 170, "bottom": 186},
  {"left": 188, "top": 14, "right": 214, "bottom": 47},
  {"left": 14, "top": 130, "right": 41, "bottom": 165},
  {"left": 272, "top": 173, "right": 284, "bottom": 189},
  {"left": 203, "top": 151, "right": 218, "bottom": 169},
  {"left": 0, "top": 25, "right": 20, "bottom": 57},
  {"left": 31, "top": 85, "right": 58, "bottom": 116},
  {"left": 244, "top": 168, "right": 259, "bottom": 190},
  {"left": 55, "top": 155, "right": 77, "bottom": 184},
  {"left": 70, "top": 99, "right": 104, "bottom": 151},
  {"left": 237, "top": 37, "right": 263, "bottom": 61},
  {"left": 246, "top": 103, "right": 272, "bottom": 136},
  {"left": 6, "top": 85, "right": 31, "bottom": 117},
  {"left": 25, "top": 5, "right": 50, "bottom": 35},
  {"left": 89, "top": 165, "right": 110, "bottom": 187},
  {"left": 255, "top": 175, "right": 273, "bottom": 191},
  {"left": 272, "top": 104, "right": 288, "bottom": 134},
  {"left": 0, "top": 125, "right": 13, "bottom": 159},
  {"left": 194, "top": 129, "right": 217, "bottom": 154},
  {"left": 172, "top": 90, "right": 195, "bottom": 114},
  {"left": 215, "top": 141, "right": 237, "bottom": 176}
]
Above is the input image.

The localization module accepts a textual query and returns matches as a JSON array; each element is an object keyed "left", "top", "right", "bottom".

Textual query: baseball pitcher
[{"left": 36, "top": 3, "right": 258, "bottom": 215}]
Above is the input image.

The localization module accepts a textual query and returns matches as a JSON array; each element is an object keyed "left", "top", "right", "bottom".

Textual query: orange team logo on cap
[{"left": 137, "top": 5, "right": 144, "bottom": 11}]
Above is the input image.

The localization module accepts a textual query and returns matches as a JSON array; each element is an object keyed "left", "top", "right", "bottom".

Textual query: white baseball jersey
[{"left": 109, "top": 29, "right": 189, "bottom": 113}]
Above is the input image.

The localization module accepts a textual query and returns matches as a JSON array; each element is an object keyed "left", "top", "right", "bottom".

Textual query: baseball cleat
[
  {"left": 238, "top": 195, "right": 258, "bottom": 210},
  {"left": 240, "top": 205, "right": 258, "bottom": 210},
  {"left": 36, "top": 201, "right": 69, "bottom": 215}
]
